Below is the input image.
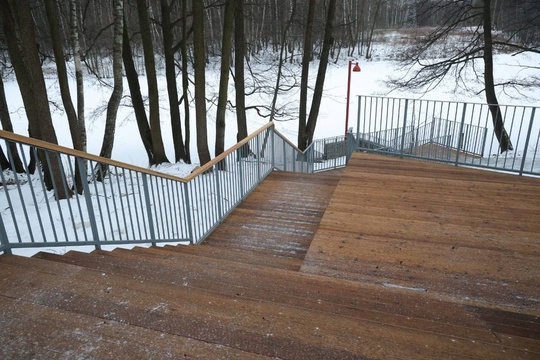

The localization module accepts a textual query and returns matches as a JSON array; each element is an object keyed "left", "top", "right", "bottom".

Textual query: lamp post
[{"left": 345, "top": 60, "right": 361, "bottom": 137}]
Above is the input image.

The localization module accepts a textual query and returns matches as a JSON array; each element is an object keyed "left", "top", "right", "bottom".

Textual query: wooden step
[
  {"left": 32, "top": 249, "right": 540, "bottom": 358},
  {"left": 0, "top": 291, "right": 269, "bottom": 359},
  {"left": 198, "top": 171, "right": 341, "bottom": 269}
]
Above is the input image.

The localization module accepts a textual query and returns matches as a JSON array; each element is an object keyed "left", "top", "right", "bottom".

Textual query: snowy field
[
  {"left": 3, "top": 52, "right": 539, "bottom": 168},
  {"left": 1, "top": 51, "right": 540, "bottom": 256}
]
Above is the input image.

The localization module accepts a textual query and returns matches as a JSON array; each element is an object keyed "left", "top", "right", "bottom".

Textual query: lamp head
[{"left": 352, "top": 62, "right": 361, "bottom": 72}]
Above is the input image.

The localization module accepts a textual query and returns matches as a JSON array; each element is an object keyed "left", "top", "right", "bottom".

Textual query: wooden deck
[{"left": 0, "top": 153, "right": 539, "bottom": 359}]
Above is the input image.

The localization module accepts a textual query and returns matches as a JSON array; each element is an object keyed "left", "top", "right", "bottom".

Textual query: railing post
[
  {"left": 399, "top": 99, "right": 409, "bottom": 156},
  {"left": 0, "top": 212, "right": 11, "bottom": 255},
  {"left": 356, "top": 95, "right": 362, "bottom": 149},
  {"left": 77, "top": 158, "right": 101, "bottom": 250},
  {"left": 271, "top": 126, "right": 275, "bottom": 169},
  {"left": 214, "top": 166, "right": 223, "bottom": 219},
  {"left": 183, "top": 182, "right": 194, "bottom": 244},
  {"left": 141, "top": 173, "right": 156, "bottom": 246},
  {"left": 238, "top": 151, "right": 244, "bottom": 196},
  {"left": 455, "top": 103, "right": 468, "bottom": 167},
  {"left": 256, "top": 134, "right": 261, "bottom": 180},
  {"left": 520, "top": 107, "right": 536, "bottom": 176}
]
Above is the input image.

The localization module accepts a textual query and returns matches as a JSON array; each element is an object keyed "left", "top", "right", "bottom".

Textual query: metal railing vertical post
[
  {"left": 214, "top": 166, "right": 223, "bottom": 218},
  {"left": 399, "top": 99, "right": 409, "bottom": 156},
  {"left": 183, "top": 182, "right": 194, "bottom": 244},
  {"left": 455, "top": 103, "right": 468, "bottom": 166},
  {"left": 271, "top": 126, "right": 275, "bottom": 169},
  {"left": 77, "top": 158, "right": 100, "bottom": 249},
  {"left": 520, "top": 107, "right": 536, "bottom": 176},
  {"left": 141, "top": 173, "right": 156, "bottom": 246},
  {"left": 0, "top": 212, "right": 11, "bottom": 255},
  {"left": 238, "top": 151, "right": 244, "bottom": 196},
  {"left": 356, "top": 95, "right": 362, "bottom": 149},
  {"left": 256, "top": 133, "right": 261, "bottom": 180}
]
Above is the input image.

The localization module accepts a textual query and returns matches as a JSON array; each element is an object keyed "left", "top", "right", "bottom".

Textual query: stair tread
[
  {"left": 32, "top": 249, "right": 540, "bottom": 355},
  {"left": 0, "top": 292, "right": 270, "bottom": 359}
]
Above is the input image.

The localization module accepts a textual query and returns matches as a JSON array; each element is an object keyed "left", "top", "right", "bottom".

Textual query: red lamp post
[{"left": 345, "top": 60, "right": 361, "bottom": 136}]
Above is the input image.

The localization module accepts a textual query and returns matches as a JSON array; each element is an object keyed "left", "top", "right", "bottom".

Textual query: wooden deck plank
[
  {"left": 201, "top": 170, "right": 342, "bottom": 269},
  {"left": 1, "top": 152, "right": 539, "bottom": 359},
  {"left": 303, "top": 154, "right": 540, "bottom": 314},
  {"left": 1, "top": 255, "right": 537, "bottom": 359}
]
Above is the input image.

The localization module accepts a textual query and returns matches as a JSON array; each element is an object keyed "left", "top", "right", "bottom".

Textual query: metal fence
[
  {"left": 0, "top": 123, "right": 352, "bottom": 254},
  {"left": 355, "top": 96, "right": 540, "bottom": 176}
]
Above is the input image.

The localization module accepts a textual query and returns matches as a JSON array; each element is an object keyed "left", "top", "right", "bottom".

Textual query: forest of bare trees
[{"left": 0, "top": 0, "right": 539, "bottom": 191}]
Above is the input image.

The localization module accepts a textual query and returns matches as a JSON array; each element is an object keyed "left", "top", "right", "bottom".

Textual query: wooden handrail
[{"left": 0, "top": 121, "right": 276, "bottom": 183}]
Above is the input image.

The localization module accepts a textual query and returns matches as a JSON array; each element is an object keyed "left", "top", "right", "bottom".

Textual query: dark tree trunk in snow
[
  {"left": 193, "top": 0, "right": 211, "bottom": 166},
  {"left": 298, "top": 0, "right": 316, "bottom": 151},
  {"left": 122, "top": 19, "right": 154, "bottom": 164},
  {"left": 482, "top": 0, "right": 513, "bottom": 153},
  {"left": 305, "top": 0, "right": 337, "bottom": 147},
  {"left": 161, "top": 0, "right": 186, "bottom": 163},
  {"left": 0, "top": 76, "right": 24, "bottom": 173},
  {"left": 215, "top": 0, "right": 235, "bottom": 164},
  {"left": 0, "top": 0, "right": 71, "bottom": 199},
  {"left": 234, "top": 0, "right": 249, "bottom": 148},
  {"left": 137, "top": 0, "right": 169, "bottom": 165}
]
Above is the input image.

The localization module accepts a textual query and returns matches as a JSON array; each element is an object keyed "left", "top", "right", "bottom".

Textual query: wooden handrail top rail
[{"left": 0, "top": 121, "right": 276, "bottom": 183}]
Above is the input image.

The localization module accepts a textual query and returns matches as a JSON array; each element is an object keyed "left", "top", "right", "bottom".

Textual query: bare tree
[
  {"left": 180, "top": 0, "right": 192, "bottom": 164},
  {"left": 98, "top": 0, "right": 123, "bottom": 161},
  {"left": 0, "top": 75, "right": 24, "bottom": 173},
  {"left": 161, "top": 0, "right": 187, "bottom": 163},
  {"left": 123, "top": 18, "right": 154, "bottom": 164},
  {"left": 192, "top": 0, "right": 211, "bottom": 166},
  {"left": 215, "top": 0, "right": 235, "bottom": 162},
  {"left": 137, "top": 0, "right": 169, "bottom": 164},
  {"left": 299, "top": 0, "right": 337, "bottom": 150},
  {"left": 298, "top": 0, "right": 316, "bottom": 151},
  {"left": 234, "top": 0, "right": 249, "bottom": 146},
  {"left": 0, "top": 0, "right": 71, "bottom": 199},
  {"left": 44, "top": 0, "right": 84, "bottom": 193},
  {"left": 70, "top": 0, "right": 86, "bottom": 153},
  {"left": 389, "top": 0, "right": 540, "bottom": 153}
]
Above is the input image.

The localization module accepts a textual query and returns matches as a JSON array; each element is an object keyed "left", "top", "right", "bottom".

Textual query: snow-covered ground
[
  {"left": 3, "top": 52, "right": 539, "bottom": 169},
  {"left": 1, "top": 51, "right": 539, "bottom": 256}
]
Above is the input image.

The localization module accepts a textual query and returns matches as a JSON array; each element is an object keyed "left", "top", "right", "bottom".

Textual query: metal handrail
[
  {"left": 355, "top": 96, "right": 540, "bottom": 176},
  {"left": 0, "top": 123, "right": 353, "bottom": 254}
]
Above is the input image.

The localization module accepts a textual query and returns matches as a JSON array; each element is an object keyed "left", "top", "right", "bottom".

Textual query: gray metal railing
[
  {"left": 0, "top": 123, "right": 353, "bottom": 254},
  {"left": 355, "top": 96, "right": 540, "bottom": 176}
]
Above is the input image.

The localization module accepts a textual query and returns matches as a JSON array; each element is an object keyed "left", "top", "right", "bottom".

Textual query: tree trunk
[
  {"left": 192, "top": 0, "right": 211, "bottom": 166},
  {"left": 44, "top": 0, "right": 84, "bottom": 194},
  {"left": 180, "top": 0, "right": 191, "bottom": 164},
  {"left": 270, "top": 0, "right": 296, "bottom": 121},
  {"left": 0, "top": 75, "right": 24, "bottom": 173},
  {"left": 98, "top": 0, "right": 123, "bottom": 162},
  {"left": 161, "top": 0, "right": 186, "bottom": 163},
  {"left": 0, "top": 0, "right": 71, "bottom": 199},
  {"left": 305, "top": 0, "right": 337, "bottom": 146},
  {"left": 215, "top": 0, "right": 235, "bottom": 164},
  {"left": 70, "top": 0, "right": 86, "bottom": 153},
  {"left": 122, "top": 18, "right": 154, "bottom": 164},
  {"left": 234, "top": 0, "right": 249, "bottom": 147},
  {"left": 137, "top": 0, "right": 169, "bottom": 165},
  {"left": 482, "top": 0, "right": 513, "bottom": 153},
  {"left": 298, "top": 0, "right": 316, "bottom": 151}
]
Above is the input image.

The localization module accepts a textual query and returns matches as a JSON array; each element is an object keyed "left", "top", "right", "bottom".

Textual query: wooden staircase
[{"left": 1, "top": 155, "right": 539, "bottom": 359}]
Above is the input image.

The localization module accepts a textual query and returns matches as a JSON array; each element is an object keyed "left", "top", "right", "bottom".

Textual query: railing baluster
[
  {"left": 77, "top": 158, "right": 100, "bottom": 248},
  {"left": 520, "top": 108, "right": 536, "bottom": 176},
  {"left": 141, "top": 173, "right": 156, "bottom": 246}
]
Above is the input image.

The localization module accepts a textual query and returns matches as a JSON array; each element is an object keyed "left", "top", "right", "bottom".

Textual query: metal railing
[
  {"left": 0, "top": 123, "right": 353, "bottom": 254},
  {"left": 355, "top": 96, "right": 540, "bottom": 176}
]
